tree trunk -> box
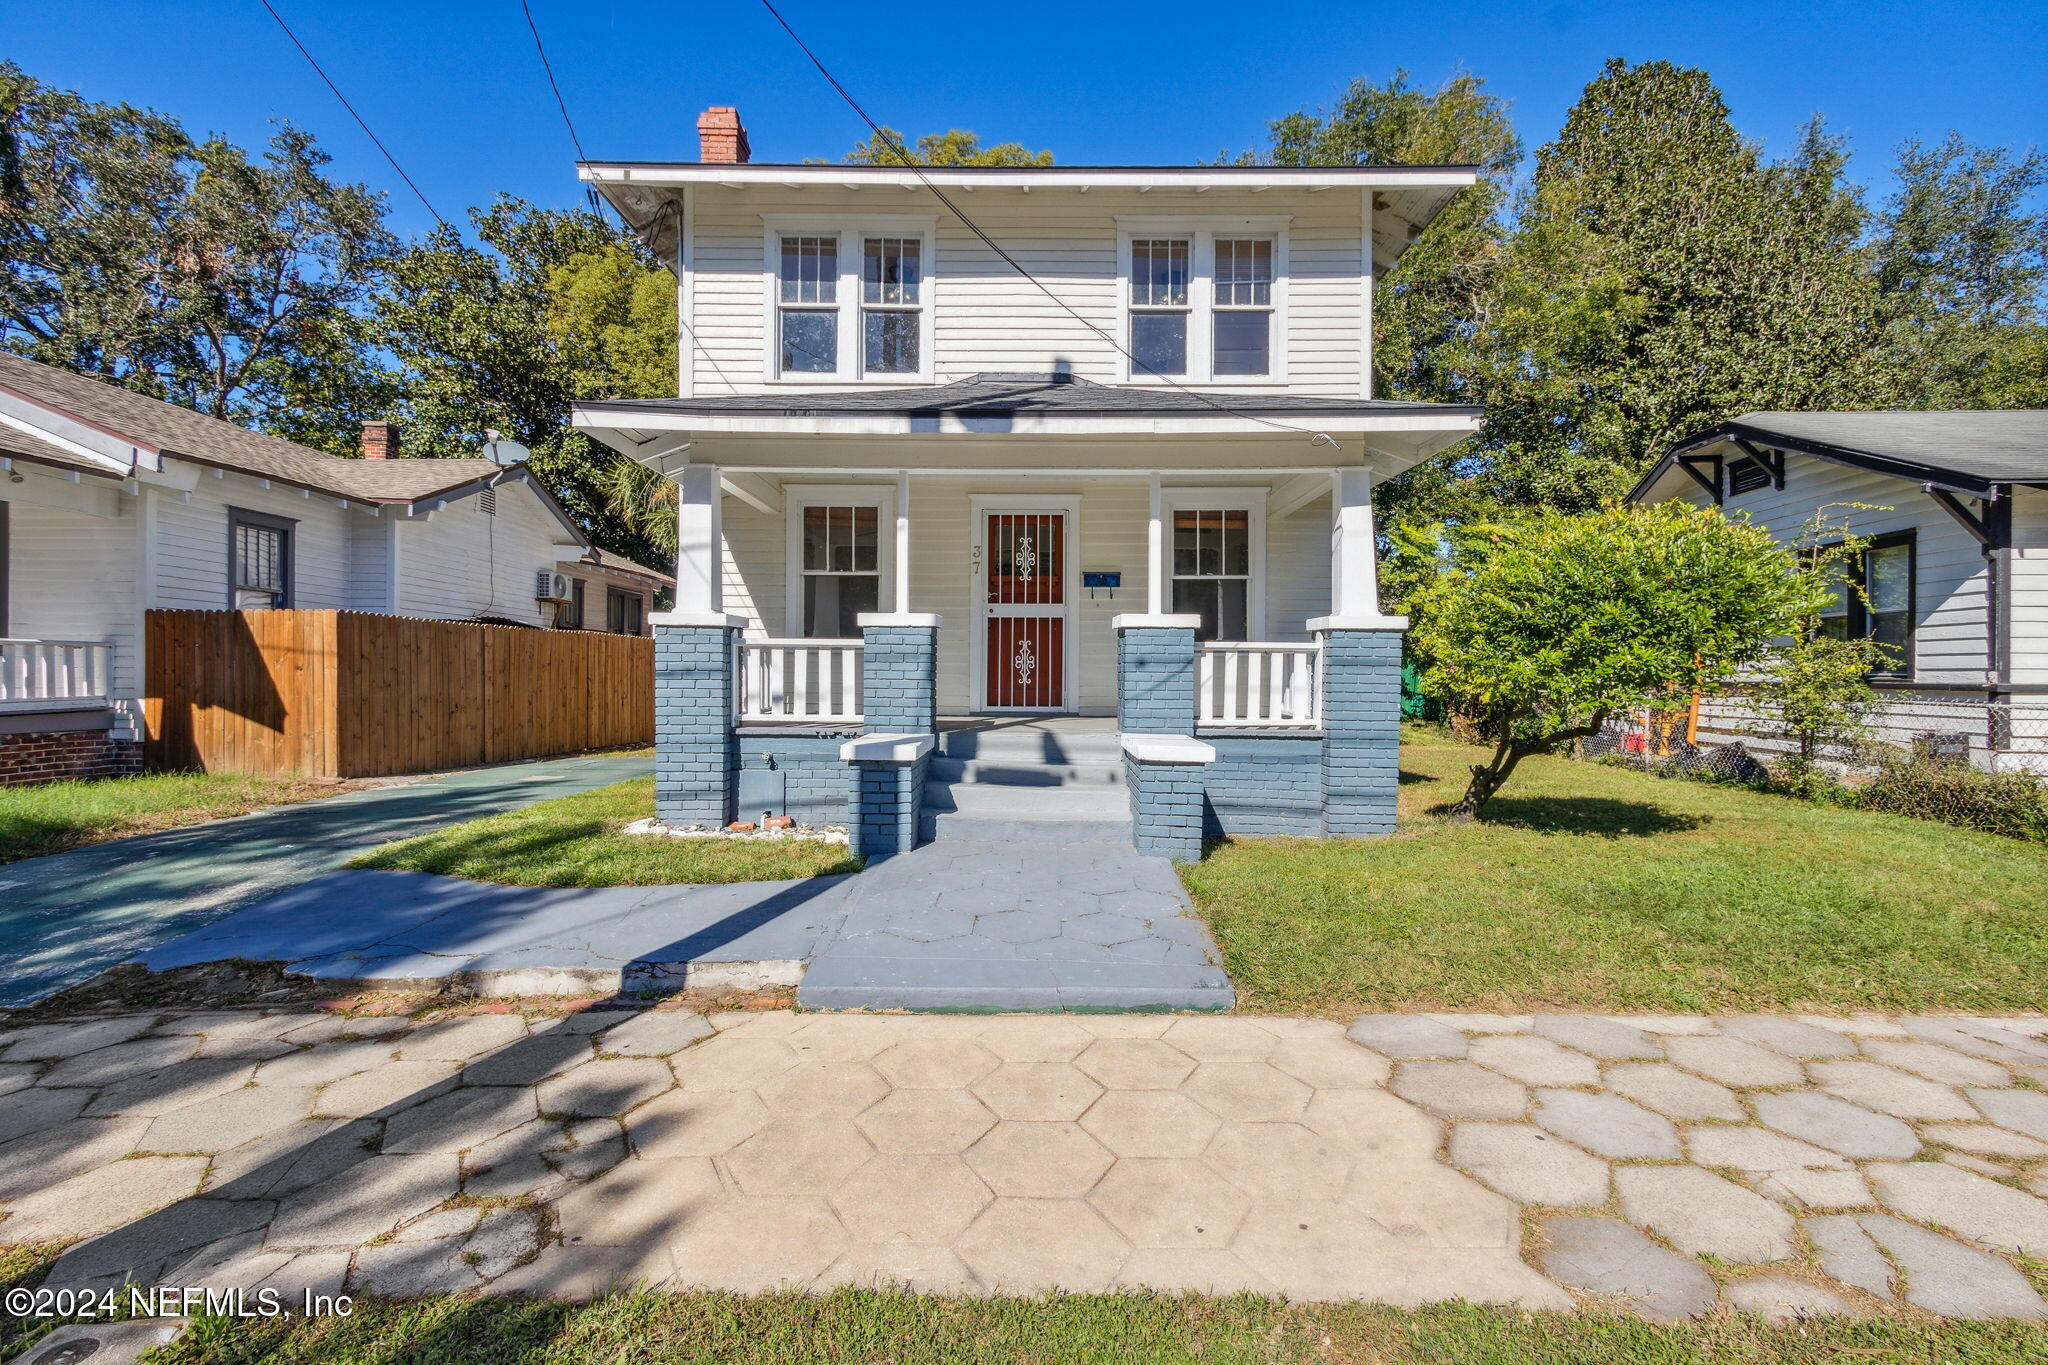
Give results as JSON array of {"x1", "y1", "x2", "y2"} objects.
[{"x1": 1447, "y1": 709, "x2": 1610, "y2": 822}]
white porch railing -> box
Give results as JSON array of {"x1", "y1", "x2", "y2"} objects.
[
  {"x1": 737, "y1": 638, "x2": 864, "y2": 724},
  {"x1": 1197, "y1": 642, "x2": 1322, "y2": 729},
  {"x1": 0, "y1": 639, "x2": 113, "y2": 710}
]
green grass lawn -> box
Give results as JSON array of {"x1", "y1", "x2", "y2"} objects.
[
  {"x1": 0, "y1": 770, "x2": 337, "y2": 865},
  {"x1": 1183, "y1": 730, "x2": 2048, "y2": 1016},
  {"x1": 128, "y1": 1289, "x2": 2048, "y2": 1365},
  {"x1": 350, "y1": 776, "x2": 860, "y2": 886}
]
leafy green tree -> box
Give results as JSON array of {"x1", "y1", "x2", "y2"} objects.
[
  {"x1": 546, "y1": 243, "x2": 678, "y2": 558},
  {"x1": 1230, "y1": 72, "x2": 1520, "y2": 537},
  {"x1": 1411, "y1": 502, "x2": 1821, "y2": 818},
  {"x1": 1470, "y1": 61, "x2": 1890, "y2": 512},
  {"x1": 373, "y1": 197, "x2": 666, "y2": 567},
  {"x1": 1, "y1": 65, "x2": 396, "y2": 452},
  {"x1": 843, "y1": 128, "x2": 1052, "y2": 166},
  {"x1": 1873, "y1": 133, "x2": 2048, "y2": 407}
]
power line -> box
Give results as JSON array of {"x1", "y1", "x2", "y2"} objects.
[
  {"x1": 753, "y1": 0, "x2": 1338, "y2": 450},
  {"x1": 255, "y1": 0, "x2": 450, "y2": 229},
  {"x1": 519, "y1": 0, "x2": 586, "y2": 163}
]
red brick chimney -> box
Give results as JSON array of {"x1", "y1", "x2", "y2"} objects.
[
  {"x1": 697, "y1": 106, "x2": 750, "y2": 165},
  {"x1": 359, "y1": 421, "x2": 400, "y2": 460}
]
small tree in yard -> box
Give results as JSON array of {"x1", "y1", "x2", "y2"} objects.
[{"x1": 1412, "y1": 503, "x2": 1822, "y2": 819}]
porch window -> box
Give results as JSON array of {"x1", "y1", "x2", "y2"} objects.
[
  {"x1": 1171, "y1": 509, "x2": 1251, "y2": 641},
  {"x1": 862, "y1": 236, "x2": 922, "y2": 375},
  {"x1": 777, "y1": 235, "x2": 838, "y2": 374},
  {"x1": 1129, "y1": 239, "x2": 1191, "y2": 377},
  {"x1": 1212, "y1": 239, "x2": 1273, "y2": 376},
  {"x1": 228, "y1": 508, "x2": 294, "y2": 610},
  {"x1": 800, "y1": 505, "x2": 880, "y2": 636}
]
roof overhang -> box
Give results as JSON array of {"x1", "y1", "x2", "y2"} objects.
[
  {"x1": 579, "y1": 162, "x2": 1478, "y2": 275},
  {"x1": 405, "y1": 464, "x2": 591, "y2": 547},
  {"x1": 1630, "y1": 420, "x2": 2036, "y2": 504},
  {"x1": 573, "y1": 400, "x2": 1480, "y2": 441}
]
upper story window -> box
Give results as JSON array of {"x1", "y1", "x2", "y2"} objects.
[
  {"x1": 766, "y1": 218, "x2": 936, "y2": 383},
  {"x1": 778, "y1": 235, "x2": 839, "y2": 373},
  {"x1": 1119, "y1": 221, "x2": 1288, "y2": 383}
]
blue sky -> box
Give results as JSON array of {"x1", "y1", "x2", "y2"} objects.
[{"x1": 9, "y1": 0, "x2": 2046, "y2": 239}]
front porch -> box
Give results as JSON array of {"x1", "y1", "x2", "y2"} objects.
[{"x1": 646, "y1": 462, "x2": 1405, "y2": 863}]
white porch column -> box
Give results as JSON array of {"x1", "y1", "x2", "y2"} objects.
[
  {"x1": 674, "y1": 462, "x2": 723, "y2": 616},
  {"x1": 1147, "y1": 472, "x2": 1164, "y2": 615},
  {"x1": 894, "y1": 468, "x2": 911, "y2": 612},
  {"x1": 1330, "y1": 468, "x2": 1381, "y2": 618}
]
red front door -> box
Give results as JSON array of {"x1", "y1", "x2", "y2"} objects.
[{"x1": 983, "y1": 511, "x2": 1066, "y2": 710}]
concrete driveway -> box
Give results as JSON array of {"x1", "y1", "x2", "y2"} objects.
[{"x1": 0, "y1": 753, "x2": 652, "y2": 1007}]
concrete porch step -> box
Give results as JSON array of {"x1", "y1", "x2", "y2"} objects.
[
  {"x1": 923, "y1": 780, "x2": 1132, "y2": 820},
  {"x1": 926, "y1": 757, "x2": 1125, "y2": 787},
  {"x1": 936, "y1": 729, "x2": 1123, "y2": 764}
]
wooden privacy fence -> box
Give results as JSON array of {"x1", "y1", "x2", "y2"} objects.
[{"x1": 145, "y1": 610, "x2": 653, "y2": 778}]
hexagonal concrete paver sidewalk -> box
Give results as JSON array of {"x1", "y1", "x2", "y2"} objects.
[{"x1": 4, "y1": 1006, "x2": 2048, "y2": 1319}]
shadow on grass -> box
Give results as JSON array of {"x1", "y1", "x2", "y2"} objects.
[
  {"x1": 358, "y1": 814, "x2": 861, "y2": 887},
  {"x1": 1436, "y1": 795, "x2": 1707, "y2": 838},
  {"x1": 1397, "y1": 769, "x2": 1434, "y2": 786}
]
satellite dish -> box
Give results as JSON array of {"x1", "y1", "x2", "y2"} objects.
[{"x1": 482, "y1": 429, "x2": 531, "y2": 467}]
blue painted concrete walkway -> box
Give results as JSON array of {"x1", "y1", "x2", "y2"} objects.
[{"x1": 0, "y1": 753, "x2": 651, "y2": 1007}]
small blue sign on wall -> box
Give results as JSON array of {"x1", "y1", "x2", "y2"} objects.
[{"x1": 1083, "y1": 571, "x2": 1121, "y2": 589}]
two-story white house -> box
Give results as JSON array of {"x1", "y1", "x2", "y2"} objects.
[{"x1": 572, "y1": 107, "x2": 1481, "y2": 860}]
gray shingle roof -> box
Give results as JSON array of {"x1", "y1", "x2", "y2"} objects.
[
  {"x1": 568, "y1": 546, "x2": 673, "y2": 583},
  {"x1": 587, "y1": 373, "x2": 1477, "y2": 419},
  {"x1": 1715, "y1": 410, "x2": 2048, "y2": 484},
  {"x1": 0, "y1": 352, "x2": 504, "y2": 502},
  {"x1": 0, "y1": 423, "x2": 122, "y2": 479}
]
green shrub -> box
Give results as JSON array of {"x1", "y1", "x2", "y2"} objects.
[{"x1": 1857, "y1": 750, "x2": 2048, "y2": 842}]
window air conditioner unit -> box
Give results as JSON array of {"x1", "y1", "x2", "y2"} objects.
[{"x1": 535, "y1": 570, "x2": 572, "y2": 602}]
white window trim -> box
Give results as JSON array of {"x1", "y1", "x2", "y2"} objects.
[
  {"x1": 1116, "y1": 217, "x2": 1290, "y2": 386},
  {"x1": 761, "y1": 215, "x2": 938, "y2": 386},
  {"x1": 1161, "y1": 486, "x2": 1267, "y2": 639},
  {"x1": 783, "y1": 483, "x2": 899, "y2": 635}
]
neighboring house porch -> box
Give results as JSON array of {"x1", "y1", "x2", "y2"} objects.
[{"x1": 576, "y1": 375, "x2": 1477, "y2": 860}]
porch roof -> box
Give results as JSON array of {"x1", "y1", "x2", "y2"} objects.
[{"x1": 579, "y1": 373, "x2": 1476, "y2": 420}]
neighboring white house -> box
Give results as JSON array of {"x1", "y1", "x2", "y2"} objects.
[
  {"x1": 1629, "y1": 410, "x2": 2048, "y2": 772},
  {"x1": 571, "y1": 107, "x2": 1481, "y2": 855},
  {"x1": 0, "y1": 352, "x2": 593, "y2": 783}
]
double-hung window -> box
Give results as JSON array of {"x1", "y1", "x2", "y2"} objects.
[
  {"x1": 1171, "y1": 510, "x2": 1252, "y2": 641},
  {"x1": 1121, "y1": 224, "x2": 1286, "y2": 382},
  {"x1": 777, "y1": 235, "x2": 839, "y2": 374},
  {"x1": 1129, "y1": 239, "x2": 1191, "y2": 377},
  {"x1": 1816, "y1": 532, "x2": 1915, "y2": 678},
  {"x1": 1211, "y1": 239, "x2": 1274, "y2": 376},
  {"x1": 228, "y1": 508, "x2": 294, "y2": 610},
  {"x1": 769, "y1": 220, "x2": 935, "y2": 382},
  {"x1": 862, "y1": 237, "x2": 923, "y2": 374}
]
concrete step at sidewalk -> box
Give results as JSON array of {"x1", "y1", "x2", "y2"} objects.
[
  {"x1": 918, "y1": 813, "x2": 1136, "y2": 845},
  {"x1": 923, "y1": 780, "x2": 1132, "y2": 820},
  {"x1": 926, "y1": 757, "x2": 1126, "y2": 787}
]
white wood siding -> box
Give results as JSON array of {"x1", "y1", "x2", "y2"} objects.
[
  {"x1": 392, "y1": 486, "x2": 569, "y2": 626},
  {"x1": 1668, "y1": 453, "x2": 1992, "y2": 684},
  {"x1": 688, "y1": 186, "x2": 1367, "y2": 398},
  {"x1": 152, "y1": 480, "x2": 354, "y2": 611}
]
